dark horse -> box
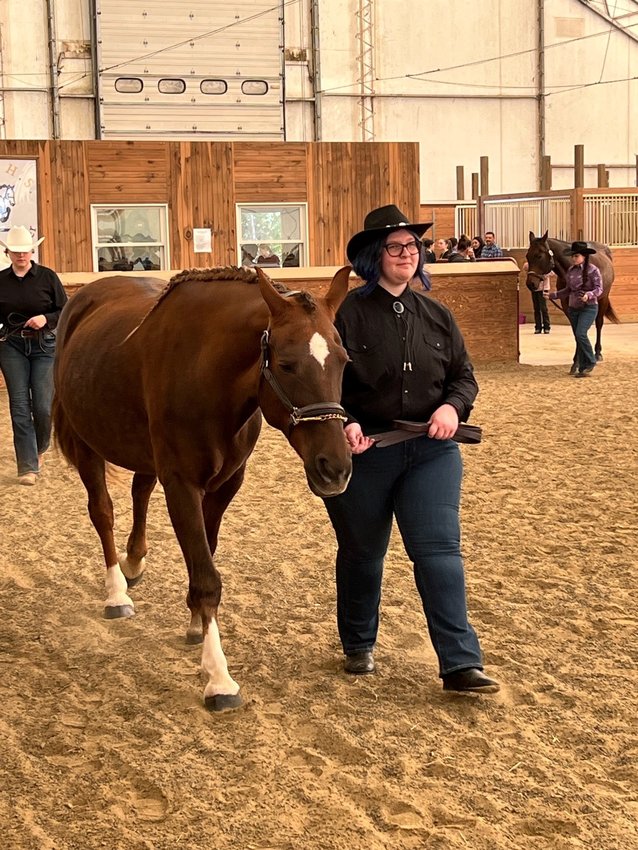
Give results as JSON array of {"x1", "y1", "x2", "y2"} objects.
[
  {"x1": 53, "y1": 266, "x2": 352, "y2": 711},
  {"x1": 526, "y1": 231, "x2": 619, "y2": 370}
]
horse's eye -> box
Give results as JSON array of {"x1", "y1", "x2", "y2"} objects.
[{"x1": 278, "y1": 362, "x2": 296, "y2": 374}]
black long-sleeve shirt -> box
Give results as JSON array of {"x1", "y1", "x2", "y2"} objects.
[
  {"x1": 335, "y1": 284, "x2": 478, "y2": 433},
  {"x1": 0, "y1": 262, "x2": 68, "y2": 329}
]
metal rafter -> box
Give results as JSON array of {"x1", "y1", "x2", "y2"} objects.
[{"x1": 355, "y1": 0, "x2": 375, "y2": 141}]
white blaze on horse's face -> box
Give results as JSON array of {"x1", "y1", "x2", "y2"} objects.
[{"x1": 309, "y1": 332, "x2": 330, "y2": 368}]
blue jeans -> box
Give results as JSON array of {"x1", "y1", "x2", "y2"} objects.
[
  {"x1": 0, "y1": 333, "x2": 56, "y2": 474},
  {"x1": 323, "y1": 437, "x2": 483, "y2": 676},
  {"x1": 567, "y1": 304, "x2": 598, "y2": 371}
]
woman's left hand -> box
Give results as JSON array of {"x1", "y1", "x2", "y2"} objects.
[
  {"x1": 580, "y1": 293, "x2": 589, "y2": 303},
  {"x1": 24, "y1": 314, "x2": 47, "y2": 330},
  {"x1": 428, "y1": 403, "x2": 459, "y2": 440}
]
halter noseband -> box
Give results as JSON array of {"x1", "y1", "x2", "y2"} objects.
[{"x1": 260, "y1": 329, "x2": 347, "y2": 428}]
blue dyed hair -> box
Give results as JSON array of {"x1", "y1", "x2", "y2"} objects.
[{"x1": 351, "y1": 230, "x2": 431, "y2": 296}]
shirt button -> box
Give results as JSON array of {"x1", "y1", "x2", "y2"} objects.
[{"x1": 404, "y1": 390, "x2": 408, "y2": 394}]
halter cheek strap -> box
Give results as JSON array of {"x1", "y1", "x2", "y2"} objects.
[{"x1": 259, "y1": 330, "x2": 347, "y2": 428}]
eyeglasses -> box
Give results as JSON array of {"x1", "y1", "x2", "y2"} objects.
[{"x1": 383, "y1": 240, "x2": 420, "y2": 257}]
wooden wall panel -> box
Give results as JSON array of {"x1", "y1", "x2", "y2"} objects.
[
  {"x1": 420, "y1": 204, "x2": 457, "y2": 240},
  {"x1": 48, "y1": 142, "x2": 92, "y2": 272},
  {"x1": 86, "y1": 141, "x2": 169, "y2": 203},
  {"x1": 166, "y1": 142, "x2": 236, "y2": 269},
  {"x1": 308, "y1": 142, "x2": 420, "y2": 266},
  {"x1": 233, "y1": 143, "x2": 308, "y2": 202}
]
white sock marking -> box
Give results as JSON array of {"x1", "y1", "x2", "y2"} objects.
[
  {"x1": 309, "y1": 332, "x2": 329, "y2": 368},
  {"x1": 104, "y1": 563, "x2": 134, "y2": 610},
  {"x1": 202, "y1": 619, "x2": 240, "y2": 697}
]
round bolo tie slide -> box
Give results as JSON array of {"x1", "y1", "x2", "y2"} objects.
[{"x1": 393, "y1": 301, "x2": 404, "y2": 314}]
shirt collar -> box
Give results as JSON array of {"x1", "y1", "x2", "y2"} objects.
[{"x1": 371, "y1": 282, "x2": 418, "y2": 314}]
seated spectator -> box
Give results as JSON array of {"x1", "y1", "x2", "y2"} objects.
[
  {"x1": 441, "y1": 237, "x2": 458, "y2": 260},
  {"x1": 471, "y1": 236, "x2": 484, "y2": 258},
  {"x1": 422, "y1": 238, "x2": 437, "y2": 264},
  {"x1": 282, "y1": 245, "x2": 300, "y2": 267},
  {"x1": 481, "y1": 231, "x2": 503, "y2": 258},
  {"x1": 241, "y1": 244, "x2": 257, "y2": 267},
  {"x1": 255, "y1": 244, "x2": 280, "y2": 267},
  {"x1": 432, "y1": 238, "x2": 448, "y2": 260},
  {"x1": 448, "y1": 235, "x2": 474, "y2": 262}
]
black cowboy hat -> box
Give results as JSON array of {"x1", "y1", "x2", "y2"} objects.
[
  {"x1": 564, "y1": 240, "x2": 596, "y2": 256},
  {"x1": 346, "y1": 205, "x2": 433, "y2": 263}
]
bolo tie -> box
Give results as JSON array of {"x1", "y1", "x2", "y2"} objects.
[{"x1": 393, "y1": 301, "x2": 413, "y2": 371}]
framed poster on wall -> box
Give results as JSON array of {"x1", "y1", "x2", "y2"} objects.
[{"x1": 0, "y1": 159, "x2": 39, "y2": 269}]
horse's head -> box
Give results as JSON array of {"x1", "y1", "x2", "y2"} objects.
[
  {"x1": 525, "y1": 230, "x2": 554, "y2": 291},
  {"x1": 256, "y1": 266, "x2": 352, "y2": 497}
]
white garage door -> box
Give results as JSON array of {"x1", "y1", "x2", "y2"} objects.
[{"x1": 96, "y1": 1, "x2": 284, "y2": 140}]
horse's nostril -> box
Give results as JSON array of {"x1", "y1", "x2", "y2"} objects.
[{"x1": 315, "y1": 454, "x2": 349, "y2": 484}]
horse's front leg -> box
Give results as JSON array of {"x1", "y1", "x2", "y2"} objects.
[
  {"x1": 75, "y1": 444, "x2": 134, "y2": 619},
  {"x1": 594, "y1": 304, "x2": 604, "y2": 361},
  {"x1": 162, "y1": 474, "x2": 242, "y2": 712},
  {"x1": 118, "y1": 472, "x2": 157, "y2": 588}
]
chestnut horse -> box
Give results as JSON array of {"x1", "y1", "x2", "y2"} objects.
[
  {"x1": 53, "y1": 266, "x2": 352, "y2": 711},
  {"x1": 526, "y1": 231, "x2": 619, "y2": 370}
]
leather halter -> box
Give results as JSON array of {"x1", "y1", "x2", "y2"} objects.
[
  {"x1": 260, "y1": 329, "x2": 347, "y2": 428},
  {"x1": 527, "y1": 247, "x2": 555, "y2": 282}
]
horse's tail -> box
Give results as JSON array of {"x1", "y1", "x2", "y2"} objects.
[{"x1": 604, "y1": 299, "x2": 621, "y2": 324}]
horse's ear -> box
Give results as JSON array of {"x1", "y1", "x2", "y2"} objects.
[
  {"x1": 256, "y1": 267, "x2": 288, "y2": 317},
  {"x1": 541, "y1": 230, "x2": 548, "y2": 241},
  {"x1": 323, "y1": 265, "x2": 352, "y2": 319},
  {"x1": 529, "y1": 230, "x2": 536, "y2": 243}
]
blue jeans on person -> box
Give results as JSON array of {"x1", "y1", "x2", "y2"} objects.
[
  {"x1": 567, "y1": 304, "x2": 598, "y2": 371},
  {"x1": 323, "y1": 436, "x2": 483, "y2": 677},
  {"x1": 0, "y1": 333, "x2": 56, "y2": 475}
]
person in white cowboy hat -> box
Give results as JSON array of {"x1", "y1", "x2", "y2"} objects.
[
  {"x1": 0, "y1": 225, "x2": 67, "y2": 484},
  {"x1": 320, "y1": 204, "x2": 500, "y2": 694},
  {"x1": 547, "y1": 240, "x2": 603, "y2": 377}
]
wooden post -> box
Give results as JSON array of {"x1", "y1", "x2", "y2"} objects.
[
  {"x1": 597, "y1": 164, "x2": 608, "y2": 188},
  {"x1": 540, "y1": 155, "x2": 552, "y2": 191},
  {"x1": 480, "y1": 156, "x2": 489, "y2": 197},
  {"x1": 456, "y1": 165, "x2": 465, "y2": 200},
  {"x1": 574, "y1": 144, "x2": 585, "y2": 188},
  {"x1": 635, "y1": 154, "x2": 638, "y2": 187},
  {"x1": 471, "y1": 172, "x2": 479, "y2": 200}
]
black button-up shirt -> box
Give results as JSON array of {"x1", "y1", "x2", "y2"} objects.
[
  {"x1": 335, "y1": 284, "x2": 478, "y2": 433},
  {"x1": 0, "y1": 262, "x2": 68, "y2": 329}
]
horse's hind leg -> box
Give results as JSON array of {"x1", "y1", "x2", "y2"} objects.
[
  {"x1": 119, "y1": 472, "x2": 157, "y2": 588},
  {"x1": 75, "y1": 443, "x2": 134, "y2": 619}
]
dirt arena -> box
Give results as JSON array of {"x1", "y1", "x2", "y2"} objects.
[{"x1": 1, "y1": 330, "x2": 637, "y2": 850}]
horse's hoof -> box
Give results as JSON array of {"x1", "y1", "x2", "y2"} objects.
[
  {"x1": 185, "y1": 630, "x2": 203, "y2": 645},
  {"x1": 125, "y1": 571, "x2": 145, "y2": 589},
  {"x1": 104, "y1": 604, "x2": 135, "y2": 619},
  {"x1": 204, "y1": 692, "x2": 243, "y2": 712},
  {"x1": 596, "y1": 354, "x2": 603, "y2": 362}
]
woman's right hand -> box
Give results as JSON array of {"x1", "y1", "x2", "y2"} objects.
[{"x1": 344, "y1": 423, "x2": 375, "y2": 455}]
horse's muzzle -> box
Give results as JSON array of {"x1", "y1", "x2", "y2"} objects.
[{"x1": 305, "y1": 455, "x2": 352, "y2": 498}]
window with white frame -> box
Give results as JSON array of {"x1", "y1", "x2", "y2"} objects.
[
  {"x1": 91, "y1": 204, "x2": 169, "y2": 272},
  {"x1": 236, "y1": 204, "x2": 308, "y2": 269}
]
